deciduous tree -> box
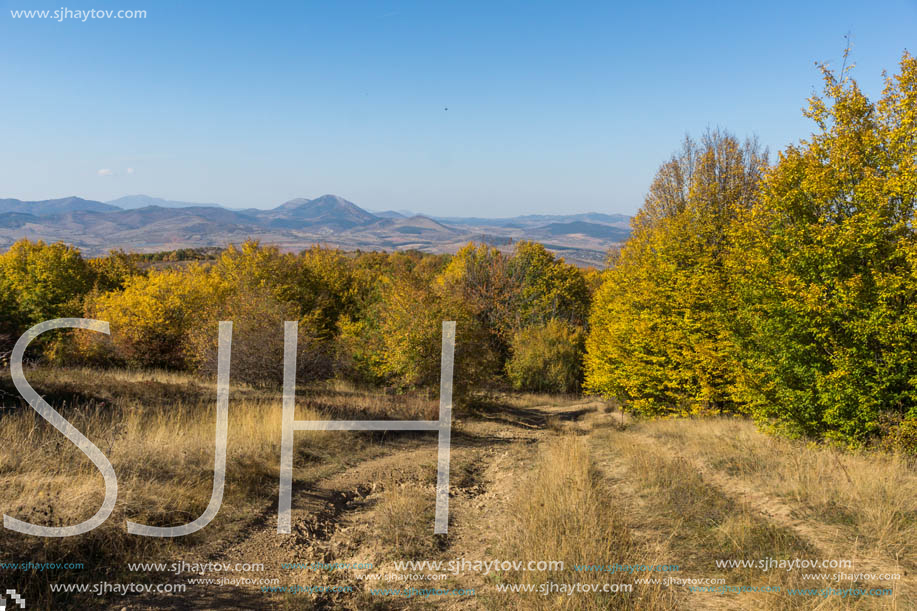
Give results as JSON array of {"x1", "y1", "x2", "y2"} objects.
[{"x1": 730, "y1": 53, "x2": 917, "y2": 443}]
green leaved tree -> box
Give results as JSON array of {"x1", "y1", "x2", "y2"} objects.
[{"x1": 730, "y1": 53, "x2": 917, "y2": 444}]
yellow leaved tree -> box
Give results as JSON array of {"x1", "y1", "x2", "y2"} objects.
[{"x1": 585, "y1": 129, "x2": 767, "y2": 415}]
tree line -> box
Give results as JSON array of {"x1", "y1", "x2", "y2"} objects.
[{"x1": 0, "y1": 239, "x2": 594, "y2": 398}]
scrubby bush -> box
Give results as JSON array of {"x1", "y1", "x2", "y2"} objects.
[
  {"x1": 0, "y1": 275, "x2": 17, "y2": 339},
  {"x1": 506, "y1": 320, "x2": 585, "y2": 394},
  {"x1": 88, "y1": 250, "x2": 142, "y2": 291},
  {"x1": 0, "y1": 239, "x2": 95, "y2": 330},
  {"x1": 436, "y1": 242, "x2": 591, "y2": 367},
  {"x1": 80, "y1": 267, "x2": 224, "y2": 369},
  {"x1": 185, "y1": 285, "x2": 332, "y2": 387},
  {"x1": 373, "y1": 266, "x2": 499, "y2": 394},
  {"x1": 507, "y1": 241, "x2": 590, "y2": 329}
]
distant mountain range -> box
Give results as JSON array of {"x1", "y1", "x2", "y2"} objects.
[
  {"x1": 106, "y1": 194, "x2": 226, "y2": 210},
  {"x1": 0, "y1": 194, "x2": 632, "y2": 267},
  {"x1": 0, "y1": 196, "x2": 118, "y2": 215}
]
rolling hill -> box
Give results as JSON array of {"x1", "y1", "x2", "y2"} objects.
[
  {"x1": 0, "y1": 196, "x2": 119, "y2": 215},
  {"x1": 0, "y1": 194, "x2": 632, "y2": 267}
]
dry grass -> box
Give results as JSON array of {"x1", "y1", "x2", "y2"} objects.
[
  {"x1": 494, "y1": 435, "x2": 676, "y2": 610},
  {"x1": 0, "y1": 365, "x2": 435, "y2": 609},
  {"x1": 494, "y1": 391, "x2": 587, "y2": 410},
  {"x1": 304, "y1": 378, "x2": 438, "y2": 422},
  {"x1": 595, "y1": 418, "x2": 913, "y2": 610},
  {"x1": 374, "y1": 477, "x2": 439, "y2": 560},
  {"x1": 3, "y1": 367, "x2": 914, "y2": 610},
  {"x1": 643, "y1": 417, "x2": 917, "y2": 572},
  {"x1": 611, "y1": 431, "x2": 830, "y2": 610}
]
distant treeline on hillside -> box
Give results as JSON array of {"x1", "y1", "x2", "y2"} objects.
[{"x1": 0, "y1": 239, "x2": 597, "y2": 399}]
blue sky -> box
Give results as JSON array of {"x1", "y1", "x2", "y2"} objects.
[{"x1": 1, "y1": 1, "x2": 915, "y2": 216}]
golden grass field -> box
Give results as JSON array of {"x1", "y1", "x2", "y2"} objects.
[{"x1": 0, "y1": 366, "x2": 914, "y2": 610}]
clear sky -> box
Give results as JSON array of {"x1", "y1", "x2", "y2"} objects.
[{"x1": 1, "y1": 0, "x2": 915, "y2": 216}]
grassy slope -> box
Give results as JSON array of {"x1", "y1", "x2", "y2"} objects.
[{"x1": 0, "y1": 368, "x2": 914, "y2": 610}]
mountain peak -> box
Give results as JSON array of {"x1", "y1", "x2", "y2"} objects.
[
  {"x1": 277, "y1": 194, "x2": 356, "y2": 209},
  {"x1": 269, "y1": 194, "x2": 377, "y2": 228},
  {"x1": 276, "y1": 197, "x2": 312, "y2": 210}
]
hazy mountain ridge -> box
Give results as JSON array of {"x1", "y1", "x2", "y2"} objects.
[
  {"x1": 0, "y1": 194, "x2": 631, "y2": 267},
  {"x1": 432, "y1": 212, "x2": 632, "y2": 228},
  {"x1": 0, "y1": 196, "x2": 119, "y2": 215},
  {"x1": 106, "y1": 195, "x2": 228, "y2": 210}
]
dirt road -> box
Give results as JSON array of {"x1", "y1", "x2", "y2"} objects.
[{"x1": 119, "y1": 397, "x2": 913, "y2": 610}]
